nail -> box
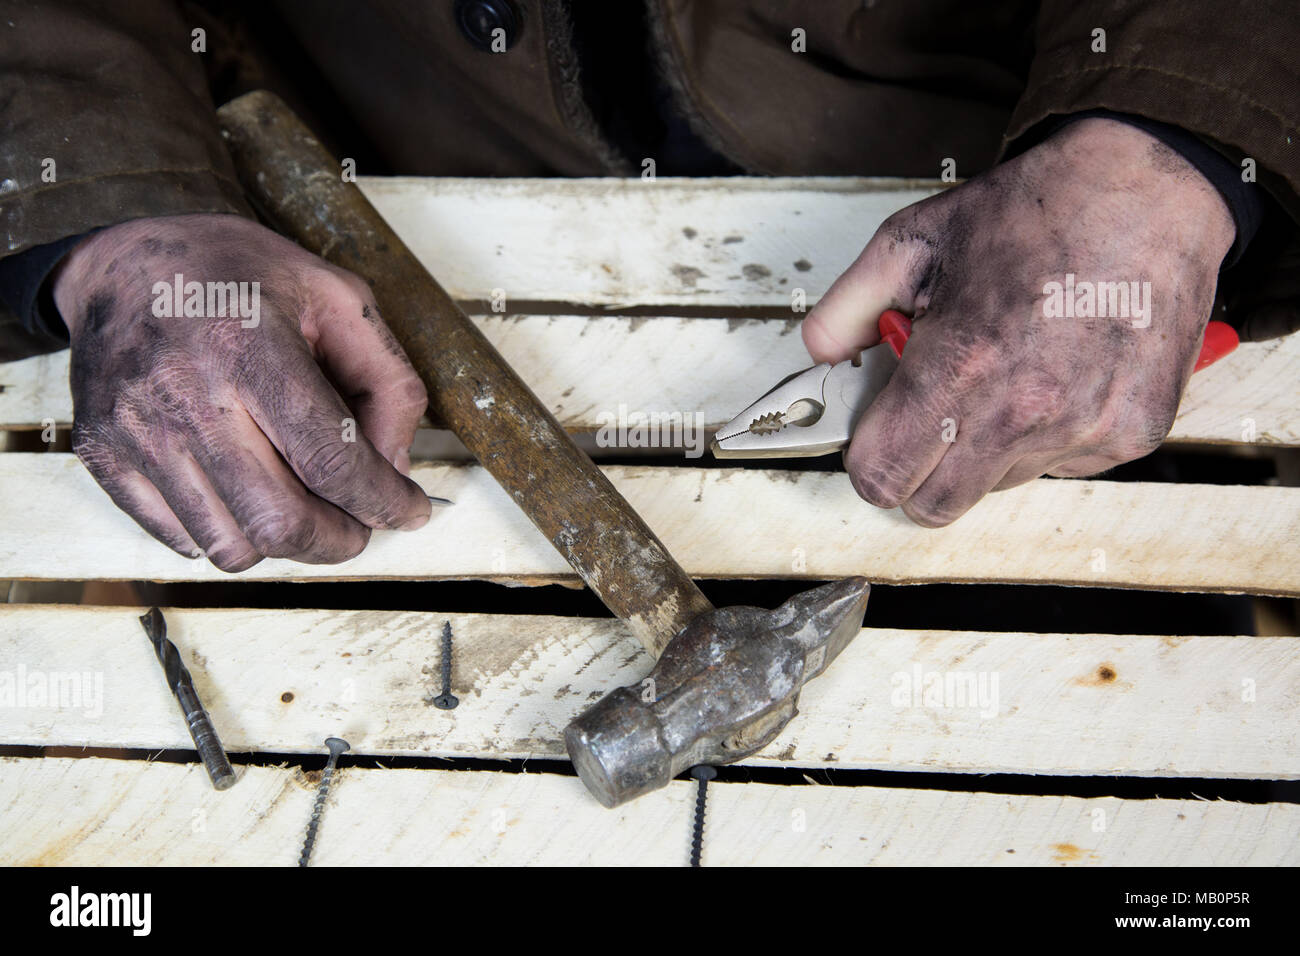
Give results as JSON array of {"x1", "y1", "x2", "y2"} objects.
[
  {"x1": 688, "y1": 764, "x2": 716, "y2": 867},
  {"x1": 432, "y1": 620, "x2": 459, "y2": 710},
  {"x1": 139, "y1": 607, "x2": 236, "y2": 791},
  {"x1": 298, "y1": 736, "x2": 350, "y2": 867}
]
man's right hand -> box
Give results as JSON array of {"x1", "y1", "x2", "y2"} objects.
[{"x1": 52, "y1": 213, "x2": 433, "y2": 571}]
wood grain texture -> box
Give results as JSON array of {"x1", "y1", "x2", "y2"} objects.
[
  {"x1": 359, "y1": 176, "x2": 941, "y2": 308},
  {"x1": 1, "y1": 455, "x2": 1296, "y2": 594},
  {"x1": 2, "y1": 757, "x2": 1295, "y2": 866},
  {"x1": 4, "y1": 315, "x2": 1296, "y2": 447},
  {"x1": 2, "y1": 607, "x2": 1296, "y2": 778}
]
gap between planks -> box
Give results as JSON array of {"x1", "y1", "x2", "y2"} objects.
[
  {"x1": 0, "y1": 455, "x2": 1297, "y2": 594},
  {"x1": 2, "y1": 607, "x2": 1297, "y2": 779},
  {"x1": 2, "y1": 315, "x2": 1297, "y2": 447},
  {"x1": 1, "y1": 756, "x2": 1295, "y2": 866}
]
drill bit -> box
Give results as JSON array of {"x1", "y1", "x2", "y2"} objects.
[{"x1": 138, "y1": 607, "x2": 236, "y2": 791}]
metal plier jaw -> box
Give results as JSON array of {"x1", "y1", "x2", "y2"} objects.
[
  {"x1": 711, "y1": 346, "x2": 899, "y2": 458},
  {"x1": 711, "y1": 309, "x2": 913, "y2": 459}
]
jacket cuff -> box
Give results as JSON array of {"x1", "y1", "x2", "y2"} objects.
[
  {"x1": 1002, "y1": 1, "x2": 1299, "y2": 222},
  {"x1": 0, "y1": 168, "x2": 251, "y2": 260},
  {"x1": 0, "y1": 230, "x2": 91, "y2": 347}
]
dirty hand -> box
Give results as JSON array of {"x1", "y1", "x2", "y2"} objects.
[
  {"x1": 802, "y1": 117, "x2": 1235, "y2": 527},
  {"x1": 52, "y1": 213, "x2": 432, "y2": 570}
]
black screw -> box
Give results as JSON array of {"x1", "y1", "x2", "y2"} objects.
[
  {"x1": 298, "y1": 736, "x2": 350, "y2": 867},
  {"x1": 688, "y1": 765, "x2": 716, "y2": 867},
  {"x1": 432, "y1": 621, "x2": 459, "y2": 709}
]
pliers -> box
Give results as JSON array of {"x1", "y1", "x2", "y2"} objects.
[
  {"x1": 712, "y1": 310, "x2": 913, "y2": 459},
  {"x1": 711, "y1": 311, "x2": 1239, "y2": 459}
]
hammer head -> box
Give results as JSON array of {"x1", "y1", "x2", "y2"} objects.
[{"x1": 564, "y1": 577, "x2": 871, "y2": 807}]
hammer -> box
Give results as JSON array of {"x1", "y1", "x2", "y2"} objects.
[{"x1": 216, "y1": 92, "x2": 871, "y2": 808}]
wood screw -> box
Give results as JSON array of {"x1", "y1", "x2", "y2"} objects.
[
  {"x1": 298, "y1": 736, "x2": 350, "y2": 867},
  {"x1": 688, "y1": 764, "x2": 716, "y2": 867},
  {"x1": 433, "y1": 620, "x2": 459, "y2": 710}
]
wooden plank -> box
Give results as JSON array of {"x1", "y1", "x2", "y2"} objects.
[
  {"x1": 1, "y1": 757, "x2": 1294, "y2": 865},
  {"x1": 2, "y1": 607, "x2": 1296, "y2": 779},
  {"x1": 4, "y1": 315, "x2": 1296, "y2": 448},
  {"x1": 360, "y1": 176, "x2": 941, "y2": 308},
  {"x1": 0, "y1": 454, "x2": 1296, "y2": 594}
]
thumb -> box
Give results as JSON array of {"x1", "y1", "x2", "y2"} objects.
[
  {"x1": 802, "y1": 225, "x2": 932, "y2": 363},
  {"x1": 310, "y1": 272, "x2": 429, "y2": 475}
]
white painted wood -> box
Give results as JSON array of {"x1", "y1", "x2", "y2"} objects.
[
  {"x1": 4, "y1": 315, "x2": 1296, "y2": 448},
  {"x1": 1, "y1": 757, "x2": 1294, "y2": 865},
  {"x1": 1172, "y1": 332, "x2": 1300, "y2": 446},
  {"x1": 2, "y1": 607, "x2": 1296, "y2": 779},
  {"x1": 1, "y1": 455, "x2": 1296, "y2": 593},
  {"x1": 360, "y1": 176, "x2": 941, "y2": 308},
  {"x1": 0, "y1": 757, "x2": 312, "y2": 866}
]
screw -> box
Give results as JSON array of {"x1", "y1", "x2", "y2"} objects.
[
  {"x1": 298, "y1": 736, "x2": 350, "y2": 867},
  {"x1": 432, "y1": 620, "x2": 459, "y2": 710},
  {"x1": 688, "y1": 764, "x2": 716, "y2": 867},
  {"x1": 139, "y1": 607, "x2": 236, "y2": 791}
]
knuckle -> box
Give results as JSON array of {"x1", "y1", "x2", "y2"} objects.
[
  {"x1": 1111, "y1": 430, "x2": 1164, "y2": 461},
  {"x1": 1108, "y1": 411, "x2": 1174, "y2": 461},
  {"x1": 243, "y1": 507, "x2": 315, "y2": 557},
  {"x1": 295, "y1": 433, "x2": 364, "y2": 494},
  {"x1": 71, "y1": 422, "x2": 125, "y2": 474},
  {"x1": 70, "y1": 424, "x2": 101, "y2": 463},
  {"x1": 943, "y1": 338, "x2": 1002, "y2": 390},
  {"x1": 1049, "y1": 459, "x2": 1112, "y2": 478},
  {"x1": 879, "y1": 205, "x2": 924, "y2": 241},
  {"x1": 372, "y1": 497, "x2": 415, "y2": 530},
  {"x1": 391, "y1": 373, "x2": 429, "y2": 416},
  {"x1": 993, "y1": 382, "x2": 1066, "y2": 442},
  {"x1": 329, "y1": 267, "x2": 372, "y2": 302}
]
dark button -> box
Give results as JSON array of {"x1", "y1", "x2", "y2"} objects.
[{"x1": 455, "y1": 0, "x2": 522, "y2": 52}]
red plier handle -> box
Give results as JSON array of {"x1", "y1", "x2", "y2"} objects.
[{"x1": 876, "y1": 310, "x2": 1238, "y2": 372}]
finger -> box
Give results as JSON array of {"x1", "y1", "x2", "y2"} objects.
[
  {"x1": 307, "y1": 272, "x2": 428, "y2": 475},
  {"x1": 993, "y1": 443, "x2": 1110, "y2": 487},
  {"x1": 136, "y1": 451, "x2": 265, "y2": 572},
  {"x1": 843, "y1": 362, "x2": 957, "y2": 510},
  {"x1": 962, "y1": 367, "x2": 1078, "y2": 492},
  {"x1": 235, "y1": 332, "x2": 431, "y2": 531},
  {"x1": 901, "y1": 442, "x2": 1018, "y2": 528},
  {"x1": 802, "y1": 216, "x2": 933, "y2": 363},
  {"x1": 1048, "y1": 455, "x2": 1124, "y2": 478},
  {"x1": 74, "y1": 444, "x2": 200, "y2": 558},
  {"x1": 995, "y1": 456, "x2": 1063, "y2": 489},
  {"x1": 188, "y1": 407, "x2": 374, "y2": 565}
]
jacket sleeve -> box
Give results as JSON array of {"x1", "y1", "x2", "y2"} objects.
[
  {"x1": 0, "y1": 0, "x2": 252, "y2": 356},
  {"x1": 1003, "y1": 0, "x2": 1300, "y2": 340}
]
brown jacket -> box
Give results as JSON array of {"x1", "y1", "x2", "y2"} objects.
[{"x1": 1, "y1": 0, "x2": 1297, "y2": 358}]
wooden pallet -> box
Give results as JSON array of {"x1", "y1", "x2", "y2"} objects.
[{"x1": 1, "y1": 178, "x2": 1297, "y2": 866}]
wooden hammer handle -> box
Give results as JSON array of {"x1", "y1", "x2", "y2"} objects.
[{"x1": 216, "y1": 91, "x2": 711, "y2": 656}]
